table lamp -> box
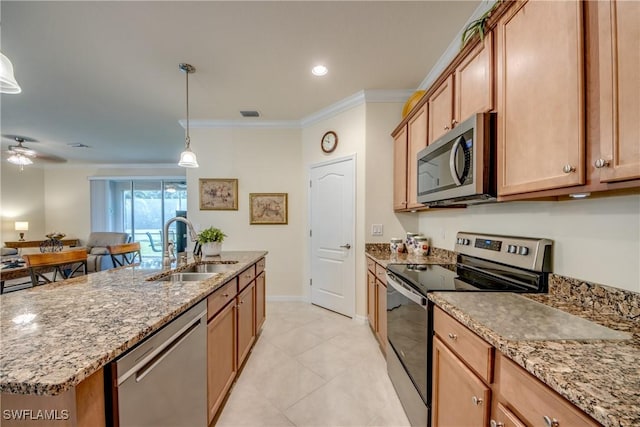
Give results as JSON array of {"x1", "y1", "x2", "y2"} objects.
[{"x1": 15, "y1": 221, "x2": 29, "y2": 241}]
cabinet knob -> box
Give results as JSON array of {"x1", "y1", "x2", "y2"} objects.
[
  {"x1": 490, "y1": 420, "x2": 504, "y2": 427},
  {"x1": 444, "y1": 126, "x2": 450, "y2": 131},
  {"x1": 223, "y1": 293, "x2": 229, "y2": 297},
  {"x1": 452, "y1": 119, "x2": 458, "y2": 126},
  {"x1": 594, "y1": 158, "x2": 610, "y2": 168},
  {"x1": 471, "y1": 396, "x2": 483, "y2": 405},
  {"x1": 447, "y1": 332, "x2": 457, "y2": 340},
  {"x1": 543, "y1": 416, "x2": 559, "y2": 427},
  {"x1": 562, "y1": 164, "x2": 576, "y2": 174}
]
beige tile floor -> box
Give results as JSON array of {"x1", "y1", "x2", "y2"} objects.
[{"x1": 216, "y1": 301, "x2": 411, "y2": 427}]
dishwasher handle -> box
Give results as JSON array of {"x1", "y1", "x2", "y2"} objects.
[
  {"x1": 117, "y1": 309, "x2": 206, "y2": 386},
  {"x1": 386, "y1": 273, "x2": 427, "y2": 307}
]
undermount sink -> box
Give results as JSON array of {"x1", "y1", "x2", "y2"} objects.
[
  {"x1": 181, "y1": 262, "x2": 238, "y2": 274},
  {"x1": 168, "y1": 272, "x2": 218, "y2": 282}
]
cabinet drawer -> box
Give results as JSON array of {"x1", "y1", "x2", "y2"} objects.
[
  {"x1": 256, "y1": 258, "x2": 266, "y2": 275},
  {"x1": 366, "y1": 258, "x2": 376, "y2": 273},
  {"x1": 433, "y1": 307, "x2": 493, "y2": 383},
  {"x1": 208, "y1": 278, "x2": 238, "y2": 320},
  {"x1": 496, "y1": 354, "x2": 599, "y2": 427},
  {"x1": 375, "y1": 263, "x2": 387, "y2": 283},
  {"x1": 238, "y1": 265, "x2": 256, "y2": 291}
]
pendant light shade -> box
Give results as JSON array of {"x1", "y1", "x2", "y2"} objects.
[
  {"x1": 0, "y1": 52, "x2": 22, "y2": 94},
  {"x1": 178, "y1": 63, "x2": 199, "y2": 168}
]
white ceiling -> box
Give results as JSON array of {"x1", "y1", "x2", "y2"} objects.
[{"x1": 0, "y1": 1, "x2": 479, "y2": 165}]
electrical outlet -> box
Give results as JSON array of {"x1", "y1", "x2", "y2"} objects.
[{"x1": 371, "y1": 224, "x2": 383, "y2": 236}]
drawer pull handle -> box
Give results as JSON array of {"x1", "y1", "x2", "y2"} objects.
[
  {"x1": 448, "y1": 333, "x2": 457, "y2": 340},
  {"x1": 222, "y1": 293, "x2": 229, "y2": 297},
  {"x1": 490, "y1": 421, "x2": 504, "y2": 427},
  {"x1": 543, "y1": 416, "x2": 559, "y2": 427},
  {"x1": 562, "y1": 164, "x2": 576, "y2": 174},
  {"x1": 471, "y1": 396, "x2": 483, "y2": 405}
]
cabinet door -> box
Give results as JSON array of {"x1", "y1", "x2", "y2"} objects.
[
  {"x1": 428, "y1": 75, "x2": 454, "y2": 144},
  {"x1": 237, "y1": 282, "x2": 255, "y2": 367},
  {"x1": 255, "y1": 271, "x2": 266, "y2": 333},
  {"x1": 408, "y1": 105, "x2": 428, "y2": 208},
  {"x1": 367, "y1": 271, "x2": 377, "y2": 330},
  {"x1": 492, "y1": 402, "x2": 526, "y2": 427},
  {"x1": 496, "y1": 0, "x2": 585, "y2": 195},
  {"x1": 455, "y1": 32, "x2": 494, "y2": 124},
  {"x1": 432, "y1": 337, "x2": 491, "y2": 427},
  {"x1": 393, "y1": 125, "x2": 408, "y2": 210},
  {"x1": 597, "y1": 0, "x2": 640, "y2": 182},
  {"x1": 376, "y1": 280, "x2": 387, "y2": 352},
  {"x1": 207, "y1": 301, "x2": 237, "y2": 423}
]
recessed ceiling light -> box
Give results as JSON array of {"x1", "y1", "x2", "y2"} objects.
[{"x1": 312, "y1": 65, "x2": 328, "y2": 76}]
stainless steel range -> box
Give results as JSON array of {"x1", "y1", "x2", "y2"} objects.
[{"x1": 385, "y1": 232, "x2": 553, "y2": 427}]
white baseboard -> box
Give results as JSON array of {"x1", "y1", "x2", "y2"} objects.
[
  {"x1": 353, "y1": 315, "x2": 367, "y2": 324},
  {"x1": 266, "y1": 295, "x2": 309, "y2": 302}
]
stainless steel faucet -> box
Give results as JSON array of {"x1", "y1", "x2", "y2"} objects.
[{"x1": 163, "y1": 216, "x2": 199, "y2": 268}]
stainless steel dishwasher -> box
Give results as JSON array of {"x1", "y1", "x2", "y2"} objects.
[{"x1": 113, "y1": 300, "x2": 207, "y2": 427}]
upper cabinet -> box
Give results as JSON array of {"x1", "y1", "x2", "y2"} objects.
[
  {"x1": 455, "y1": 32, "x2": 494, "y2": 126},
  {"x1": 393, "y1": 125, "x2": 408, "y2": 210},
  {"x1": 596, "y1": 0, "x2": 640, "y2": 183},
  {"x1": 427, "y1": 76, "x2": 454, "y2": 145},
  {"x1": 407, "y1": 105, "x2": 428, "y2": 209},
  {"x1": 496, "y1": 0, "x2": 585, "y2": 196}
]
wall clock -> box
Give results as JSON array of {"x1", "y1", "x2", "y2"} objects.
[{"x1": 321, "y1": 131, "x2": 338, "y2": 153}]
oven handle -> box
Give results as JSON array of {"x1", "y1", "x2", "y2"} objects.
[
  {"x1": 386, "y1": 273, "x2": 427, "y2": 307},
  {"x1": 449, "y1": 136, "x2": 464, "y2": 186}
]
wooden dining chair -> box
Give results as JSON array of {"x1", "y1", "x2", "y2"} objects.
[
  {"x1": 23, "y1": 249, "x2": 88, "y2": 286},
  {"x1": 107, "y1": 242, "x2": 142, "y2": 267}
]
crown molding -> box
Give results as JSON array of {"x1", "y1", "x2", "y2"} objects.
[{"x1": 184, "y1": 89, "x2": 412, "y2": 130}]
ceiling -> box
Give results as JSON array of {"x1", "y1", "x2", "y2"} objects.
[{"x1": 0, "y1": 1, "x2": 479, "y2": 165}]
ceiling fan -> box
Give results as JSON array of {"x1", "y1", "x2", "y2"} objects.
[{"x1": 3, "y1": 135, "x2": 66, "y2": 169}]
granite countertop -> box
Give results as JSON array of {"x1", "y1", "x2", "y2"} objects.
[
  {"x1": 0, "y1": 250, "x2": 267, "y2": 396},
  {"x1": 429, "y1": 291, "x2": 640, "y2": 427},
  {"x1": 365, "y1": 245, "x2": 455, "y2": 268}
]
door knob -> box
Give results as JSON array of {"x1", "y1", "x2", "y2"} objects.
[{"x1": 340, "y1": 244, "x2": 351, "y2": 249}]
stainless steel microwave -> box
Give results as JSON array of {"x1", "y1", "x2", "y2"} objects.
[{"x1": 417, "y1": 112, "x2": 496, "y2": 206}]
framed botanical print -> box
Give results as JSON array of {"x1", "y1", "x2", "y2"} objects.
[
  {"x1": 249, "y1": 193, "x2": 288, "y2": 225},
  {"x1": 199, "y1": 178, "x2": 238, "y2": 210}
]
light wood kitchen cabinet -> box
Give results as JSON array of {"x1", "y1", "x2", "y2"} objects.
[
  {"x1": 367, "y1": 270, "x2": 377, "y2": 329},
  {"x1": 207, "y1": 300, "x2": 237, "y2": 424},
  {"x1": 376, "y1": 278, "x2": 387, "y2": 352},
  {"x1": 407, "y1": 105, "x2": 428, "y2": 209},
  {"x1": 596, "y1": 0, "x2": 640, "y2": 183},
  {"x1": 393, "y1": 125, "x2": 408, "y2": 210},
  {"x1": 366, "y1": 257, "x2": 387, "y2": 353},
  {"x1": 492, "y1": 402, "x2": 526, "y2": 427},
  {"x1": 496, "y1": 0, "x2": 585, "y2": 196},
  {"x1": 455, "y1": 32, "x2": 493, "y2": 125},
  {"x1": 493, "y1": 353, "x2": 599, "y2": 427},
  {"x1": 432, "y1": 336, "x2": 491, "y2": 427},
  {"x1": 237, "y1": 281, "x2": 255, "y2": 367},
  {"x1": 427, "y1": 75, "x2": 454, "y2": 145},
  {"x1": 255, "y1": 271, "x2": 266, "y2": 333}
]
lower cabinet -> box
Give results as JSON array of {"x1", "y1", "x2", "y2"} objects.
[
  {"x1": 237, "y1": 281, "x2": 256, "y2": 367},
  {"x1": 255, "y1": 271, "x2": 266, "y2": 333},
  {"x1": 432, "y1": 336, "x2": 491, "y2": 427},
  {"x1": 376, "y1": 278, "x2": 387, "y2": 353},
  {"x1": 366, "y1": 258, "x2": 387, "y2": 353},
  {"x1": 432, "y1": 306, "x2": 600, "y2": 427},
  {"x1": 207, "y1": 300, "x2": 237, "y2": 424}
]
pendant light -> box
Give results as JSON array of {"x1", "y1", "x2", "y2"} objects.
[
  {"x1": 178, "y1": 63, "x2": 199, "y2": 168},
  {"x1": 0, "y1": 52, "x2": 22, "y2": 94}
]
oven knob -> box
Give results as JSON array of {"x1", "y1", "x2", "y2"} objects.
[
  {"x1": 507, "y1": 245, "x2": 517, "y2": 254},
  {"x1": 463, "y1": 239, "x2": 470, "y2": 245},
  {"x1": 457, "y1": 238, "x2": 463, "y2": 244},
  {"x1": 518, "y1": 246, "x2": 529, "y2": 256}
]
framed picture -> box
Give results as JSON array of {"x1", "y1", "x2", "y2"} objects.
[
  {"x1": 199, "y1": 178, "x2": 238, "y2": 210},
  {"x1": 249, "y1": 193, "x2": 288, "y2": 225}
]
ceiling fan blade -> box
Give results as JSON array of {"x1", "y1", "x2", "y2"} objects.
[{"x1": 33, "y1": 153, "x2": 67, "y2": 163}]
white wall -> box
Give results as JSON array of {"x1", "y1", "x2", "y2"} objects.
[
  {"x1": 418, "y1": 194, "x2": 640, "y2": 293},
  {"x1": 0, "y1": 164, "x2": 46, "y2": 242},
  {"x1": 187, "y1": 128, "x2": 305, "y2": 299}
]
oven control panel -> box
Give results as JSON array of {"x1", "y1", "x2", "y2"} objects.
[{"x1": 455, "y1": 232, "x2": 553, "y2": 272}]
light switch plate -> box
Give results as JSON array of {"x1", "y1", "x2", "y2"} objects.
[{"x1": 371, "y1": 224, "x2": 383, "y2": 236}]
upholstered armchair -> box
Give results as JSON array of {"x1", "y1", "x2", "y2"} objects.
[{"x1": 85, "y1": 232, "x2": 130, "y2": 273}]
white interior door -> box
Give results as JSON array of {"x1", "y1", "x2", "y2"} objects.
[{"x1": 310, "y1": 156, "x2": 355, "y2": 317}]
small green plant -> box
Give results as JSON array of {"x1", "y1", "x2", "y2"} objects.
[
  {"x1": 461, "y1": 1, "x2": 502, "y2": 48},
  {"x1": 197, "y1": 227, "x2": 226, "y2": 244}
]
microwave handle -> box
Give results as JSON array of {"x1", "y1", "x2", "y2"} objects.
[{"x1": 449, "y1": 136, "x2": 464, "y2": 186}]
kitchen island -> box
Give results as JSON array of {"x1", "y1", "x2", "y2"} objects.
[{"x1": 0, "y1": 251, "x2": 267, "y2": 424}]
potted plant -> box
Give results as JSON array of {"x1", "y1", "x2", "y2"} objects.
[{"x1": 197, "y1": 227, "x2": 227, "y2": 256}]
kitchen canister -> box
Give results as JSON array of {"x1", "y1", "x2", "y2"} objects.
[
  {"x1": 414, "y1": 236, "x2": 430, "y2": 256},
  {"x1": 390, "y1": 238, "x2": 404, "y2": 254},
  {"x1": 405, "y1": 232, "x2": 419, "y2": 254}
]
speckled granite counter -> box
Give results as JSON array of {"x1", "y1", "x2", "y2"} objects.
[
  {"x1": 365, "y1": 244, "x2": 455, "y2": 268},
  {"x1": 0, "y1": 251, "x2": 267, "y2": 396},
  {"x1": 429, "y1": 287, "x2": 640, "y2": 427}
]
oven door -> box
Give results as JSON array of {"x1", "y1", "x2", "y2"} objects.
[{"x1": 386, "y1": 273, "x2": 428, "y2": 409}]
